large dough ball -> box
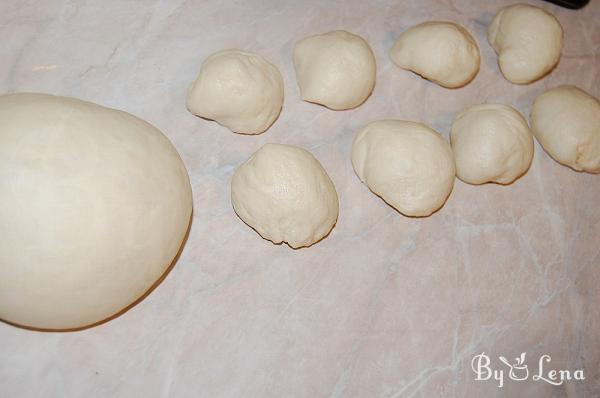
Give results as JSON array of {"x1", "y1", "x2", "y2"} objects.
[
  {"x1": 531, "y1": 85, "x2": 600, "y2": 173},
  {"x1": 0, "y1": 93, "x2": 193, "y2": 330},
  {"x1": 451, "y1": 104, "x2": 534, "y2": 185},
  {"x1": 390, "y1": 21, "x2": 480, "y2": 88},
  {"x1": 488, "y1": 4, "x2": 563, "y2": 84},
  {"x1": 186, "y1": 49, "x2": 284, "y2": 135},
  {"x1": 352, "y1": 120, "x2": 455, "y2": 217},
  {"x1": 293, "y1": 30, "x2": 376, "y2": 110},
  {"x1": 231, "y1": 144, "x2": 338, "y2": 248}
]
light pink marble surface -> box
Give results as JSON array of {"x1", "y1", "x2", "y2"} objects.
[{"x1": 1, "y1": 0, "x2": 599, "y2": 397}]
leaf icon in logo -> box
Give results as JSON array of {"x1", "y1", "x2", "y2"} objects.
[{"x1": 499, "y1": 353, "x2": 529, "y2": 381}]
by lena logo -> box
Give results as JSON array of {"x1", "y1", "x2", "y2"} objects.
[{"x1": 471, "y1": 352, "x2": 585, "y2": 388}]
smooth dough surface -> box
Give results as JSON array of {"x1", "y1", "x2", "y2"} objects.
[
  {"x1": 451, "y1": 104, "x2": 534, "y2": 185},
  {"x1": 390, "y1": 21, "x2": 480, "y2": 88},
  {"x1": 352, "y1": 120, "x2": 456, "y2": 217},
  {"x1": 0, "y1": 93, "x2": 193, "y2": 330},
  {"x1": 293, "y1": 30, "x2": 376, "y2": 110},
  {"x1": 231, "y1": 144, "x2": 338, "y2": 248},
  {"x1": 531, "y1": 85, "x2": 600, "y2": 173},
  {"x1": 186, "y1": 49, "x2": 284, "y2": 134},
  {"x1": 488, "y1": 4, "x2": 563, "y2": 84}
]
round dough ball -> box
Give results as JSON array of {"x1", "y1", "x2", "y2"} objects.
[
  {"x1": 352, "y1": 120, "x2": 455, "y2": 217},
  {"x1": 488, "y1": 4, "x2": 563, "y2": 84},
  {"x1": 531, "y1": 85, "x2": 600, "y2": 173},
  {"x1": 186, "y1": 49, "x2": 284, "y2": 134},
  {"x1": 231, "y1": 144, "x2": 338, "y2": 248},
  {"x1": 451, "y1": 104, "x2": 534, "y2": 185},
  {"x1": 390, "y1": 21, "x2": 480, "y2": 88},
  {"x1": 0, "y1": 93, "x2": 193, "y2": 330},
  {"x1": 293, "y1": 30, "x2": 376, "y2": 110}
]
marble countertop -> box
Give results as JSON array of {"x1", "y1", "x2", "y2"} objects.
[{"x1": 1, "y1": 0, "x2": 599, "y2": 397}]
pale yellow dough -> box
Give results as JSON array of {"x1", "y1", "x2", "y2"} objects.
[
  {"x1": 488, "y1": 4, "x2": 563, "y2": 84},
  {"x1": 0, "y1": 93, "x2": 193, "y2": 330},
  {"x1": 187, "y1": 49, "x2": 284, "y2": 134},
  {"x1": 390, "y1": 21, "x2": 480, "y2": 88},
  {"x1": 294, "y1": 30, "x2": 376, "y2": 110},
  {"x1": 531, "y1": 85, "x2": 600, "y2": 173},
  {"x1": 231, "y1": 144, "x2": 338, "y2": 248},
  {"x1": 352, "y1": 120, "x2": 456, "y2": 217},
  {"x1": 451, "y1": 104, "x2": 534, "y2": 185}
]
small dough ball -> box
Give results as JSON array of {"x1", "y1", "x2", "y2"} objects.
[
  {"x1": 531, "y1": 85, "x2": 600, "y2": 173},
  {"x1": 451, "y1": 104, "x2": 534, "y2": 185},
  {"x1": 390, "y1": 21, "x2": 480, "y2": 88},
  {"x1": 186, "y1": 49, "x2": 284, "y2": 134},
  {"x1": 488, "y1": 4, "x2": 563, "y2": 84},
  {"x1": 293, "y1": 30, "x2": 376, "y2": 110},
  {"x1": 352, "y1": 120, "x2": 455, "y2": 217},
  {"x1": 0, "y1": 93, "x2": 193, "y2": 330},
  {"x1": 231, "y1": 144, "x2": 339, "y2": 248}
]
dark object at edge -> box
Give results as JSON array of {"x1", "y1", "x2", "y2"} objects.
[{"x1": 543, "y1": 0, "x2": 590, "y2": 9}]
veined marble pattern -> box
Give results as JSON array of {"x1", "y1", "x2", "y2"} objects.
[{"x1": 1, "y1": 0, "x2": 599, "y2": 397}]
